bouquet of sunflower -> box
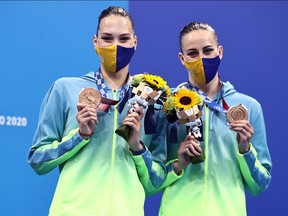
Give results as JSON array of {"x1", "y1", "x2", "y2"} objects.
[
  {"x1": 164, "y1": 85, "x2": 205, "y2": 164},
  {"x1": 130, "y1": 73, "x2": 170, "y2": 105},
  {"x1": 115, "y1": 73, "x2": 170, "y2": 142}
]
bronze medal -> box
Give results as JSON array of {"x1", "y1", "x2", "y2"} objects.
[
  {"x1": 226, "y1": 104, "x2": 248, "y2": 124},
  {"x1": 79, "y1": 88, "x2": 101, "y2": 109}
]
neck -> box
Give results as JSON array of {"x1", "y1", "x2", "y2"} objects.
[
  {"x1": 101, "y1": 66, "x2": 129, "y2": 90},
  {"x1": 190, "y1": 75, "x2": 221, "y2": 99}
]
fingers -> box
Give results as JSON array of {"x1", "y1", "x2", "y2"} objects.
[
  {"x1": 130, "y1": 106, "x2": 145, "y2": 120},
  {"x1": 122, "y1": 107, "x2": 144, "y2": 131},
  {"x1": 229, "y1": 120, "x2": 254, "y2": 143},
  {"x1": 77, "y1": 106, "x2": 98, "y2": 122},
  {"x1": 186, "y1": 143, "x2": 202, "y2": 157},
  {"x1": 77, "y1": 103, "x2": 90, "y2": 111},
  {"x1": 229, "y1": 120, "x2": 253, "y2": 132},
  {"x1": 176, "y1": 134, "x2": 204, "y2": 170},
  {"x1": 76, "y1": 103, "x2": 98, "y2": 135},
  {"x1": 184, "y1": 134, "x2": 198, "y2": 142},
  {"x1": 180, "y1": 136, "x2": 202, "y2": 157},
  {"x1": 78, "y1": 115, "x2": 98, "y2": 125}
]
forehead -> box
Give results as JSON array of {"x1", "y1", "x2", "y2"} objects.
[
  {"x1": 98, "y1": 15, "x2": 133, "y2": 34},
  {"x1": 182, "y1": 29, "x2": 217, "y2": 49}
]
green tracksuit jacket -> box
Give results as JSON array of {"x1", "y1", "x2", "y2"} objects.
[
  {"x1": 28, "y1": 71, "x2": 167, "y2": 216},
  {"x1": 136, "y1": 81, "x2": 272, "y2": 216}
]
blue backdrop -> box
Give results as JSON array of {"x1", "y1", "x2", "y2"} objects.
[{"x1": 0, "y1": 1, "x2": 287, "y2": 215}]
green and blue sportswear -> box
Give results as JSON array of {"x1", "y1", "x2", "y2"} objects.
[
  {"x1": 135, "y1": 81, "x2": 272, "y2": 216},
  {"x1": 28, "y1": 72, "x2": 167, "y2": 216}
]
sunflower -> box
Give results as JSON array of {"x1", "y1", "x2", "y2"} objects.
[
  {"x1": 144, "y1": 74, "x2": 167, "y2": 90},
  {"x1": 174, "y1": 88, "x2": 200, "y2": 110}
]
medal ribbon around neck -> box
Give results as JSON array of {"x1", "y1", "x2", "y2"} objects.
[
  {"x1": 94, "y1": 68, "x2": 131, "y2": 112},
  {"x1": 186, "y1": 81, "x2": 228, "y2": 113},
  {"x1": 170, "y1": 81, "x2": 249, "y2": 142},
  {"x1": 186, "y1": 81, "x2": 248, "y2": 125}
]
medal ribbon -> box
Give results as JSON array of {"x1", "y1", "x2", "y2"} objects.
[
  {"x1": 95, "y1": 68, "x2": 133, "y2": 111},
  {"x1": 187, "y1": 81, "x2": 228, "y2": 113},
  {"x1": 94, "y1": 68, "x2": 128, "y2": 101}
]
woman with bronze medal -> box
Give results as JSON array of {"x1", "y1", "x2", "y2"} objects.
[
  {"x1": 27, "y1": 6, "x2": 168, "y2": 216},
  {"x1": 156, "y1": 22, "x2": 272, "y2": 216}
]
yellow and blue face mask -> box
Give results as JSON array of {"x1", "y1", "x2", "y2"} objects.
[
  {"x1": 96, "y1": 44, "x2": 135, "y2": 73},
  {"x1": 183, "y1": 56, "x2": 221, "y2": 85}
]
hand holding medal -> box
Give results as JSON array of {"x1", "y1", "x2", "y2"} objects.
[
  {"x1": 226, "y1": 104, "x2": 248, "y2": 124},
  {"x1": 77, "y1": 88, "x2": 101, "y2": 138},
  {"x1": 226, "y1": 104, "x2": 252, "y2": 153}
]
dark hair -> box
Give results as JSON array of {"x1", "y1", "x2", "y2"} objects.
[
  {"x1": 96, "y1": 6, "x2": 135, "y2": 35},
  {"x1": 179, "y1": 22, "x2": 219, "y2": 52}
]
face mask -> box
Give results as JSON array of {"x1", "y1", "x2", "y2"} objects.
[
  {"x1": 183, "y1": 56, "x2": 221, "y2": 85},
  {"x1": 96, "y1": 44, "x2": 135, "y2": 73}
]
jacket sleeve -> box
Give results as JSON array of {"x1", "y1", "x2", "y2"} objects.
[
  {"x1": 238, "y1": 103, "x2": 272, "y2": 196},
  {"x1": 132, "y1": 111, "x2": 185, "y2": 195},
  {"x1": 27, "y1": 82, "x2": 89, "y2": 175},
  {"x1": 133, "y1": 153, "x2": 183, "y2": 196},
  {"x1": 131, "y1": 110, "x2": 169, "y2": 195}
]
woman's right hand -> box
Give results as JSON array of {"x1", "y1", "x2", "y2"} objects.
[
  {"x1": 173, "y1": 135, "x2": 202, "y2": 174},
  {"x1": 76, "y1": 103, "x2": 98, "y2": 139}
]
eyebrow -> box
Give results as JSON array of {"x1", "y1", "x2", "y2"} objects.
[
  {"x1": 203, "y1": 45, "x2": 214, "y2": 49},
  {"x1": 186, "y1": 45, "x2": 214, "y2": 52},
  {"x1": 186, "y1": 48, "x2": 197, "y2": 52},
  {"x1": 101, "y1": 32, "x2": 131, "y2": 37}
]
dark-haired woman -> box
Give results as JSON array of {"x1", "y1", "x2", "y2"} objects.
[{"x1": 28, "y1": 6, "x2": 167, "y2": 216}]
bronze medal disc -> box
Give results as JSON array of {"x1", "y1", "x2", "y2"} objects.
[
  {"x1": 226, "y1": 104, "x2": 248, "y2": 124},
  {"x1": 79, "y1": 88, "x2": 101, "y2": 109}
]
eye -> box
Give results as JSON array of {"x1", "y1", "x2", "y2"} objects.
[
  {"x1": 101, "y1": 36, "x2": 113, "y2": 42},
  {"x1": 203, "y1": 47, "x2": 214, "y2": 55},
  {"x1": 186, "y1": 50, "x2": 198, "y2": 58},
  {"x1": 119, "y1": 36, "x2": 131, "y2": 43}
]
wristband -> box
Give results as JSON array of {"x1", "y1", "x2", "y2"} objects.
[
  {"x1": 239, "y1": 144, "x2": 250, "y2": 154},
  {"x1": 130, "y1": 141, "x2": 146, "y2": 155},
  {"x1": 79, "y1": 131, "x2": 94, "y2": 137}
]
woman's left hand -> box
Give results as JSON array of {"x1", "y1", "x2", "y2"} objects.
[
  {"x1": 122, "y1": 104, "x2": 145, "y2": 151},
  {"x1": 229, "y1": 120, "x2": 254, "y2": 154}
]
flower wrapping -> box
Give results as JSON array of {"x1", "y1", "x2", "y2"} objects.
[
  {"x1": 164, "y1": 84, "x2": 205, "y2": 164},
  {"x1": 115, "y1": 73, "x2": 170, "y2": 142}
]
